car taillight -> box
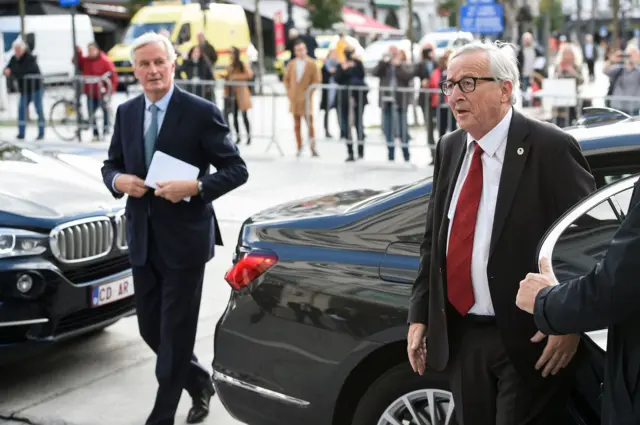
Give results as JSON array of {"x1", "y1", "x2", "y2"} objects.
[{"x1": 224, "y1": 252, "x2": 278, "y2": 291}]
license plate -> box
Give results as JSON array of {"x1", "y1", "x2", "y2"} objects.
[{"x1": 91, "y1": 275, "x2": 134, "y2": 307}]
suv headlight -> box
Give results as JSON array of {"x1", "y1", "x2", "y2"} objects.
[{"x1": 0, "y1": 228, "x2": 48, "y2": 259}]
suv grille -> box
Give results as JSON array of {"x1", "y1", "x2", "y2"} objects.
[
  {"x1": 115, "y1": 210, "x2": 127, "y2": 250},
  {"x1": 50, "y1": 217, "x2": 114, "y2": 264}
]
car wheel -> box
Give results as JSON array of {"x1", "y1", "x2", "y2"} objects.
[{"x1": 351, "y1": 362, "x2": 457, "y2": 425}]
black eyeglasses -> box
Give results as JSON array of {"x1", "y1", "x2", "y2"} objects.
[{"x1": 440, "y1": 76, "x2": 498, "y2": 96}]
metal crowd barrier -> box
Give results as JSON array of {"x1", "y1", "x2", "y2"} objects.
[
  {"x1": 2, "y1": 73, "x2": 114, "y2": 142},
  {"x1": 303, "y1": 83, "x2": 456, "y2": 150},
  {"x1": 127, "y1": 79, "x2": 284, "y2": 156}
]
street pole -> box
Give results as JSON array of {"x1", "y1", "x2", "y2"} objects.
[
  {"x1": 255, "y1": 0, "x2": 265, "y2": 95},
  {"x1": 71, "y1": 5, "x2": 82, "y2": 141},
  {"x1": 19, "y1": 0, "x2": 26, "y2": 40}
]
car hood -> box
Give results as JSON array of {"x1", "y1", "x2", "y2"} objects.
[{"x1": 0, "y1": 146, "x2": 122, "y2": 222}]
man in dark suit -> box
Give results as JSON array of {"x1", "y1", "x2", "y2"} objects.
[
  {"x1": 407, "y1": 40, "x2": 596, "y2": 425},
  {"x1": 101, "y1": 32, "x2": 248, "y2": 425},
  {"x1": 517, "y1": 197, "x2": 640, "y2": 425}
]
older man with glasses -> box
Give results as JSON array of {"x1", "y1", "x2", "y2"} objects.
[{"x1": 407, "y1": 39, "x2": 596, "y2": 425}]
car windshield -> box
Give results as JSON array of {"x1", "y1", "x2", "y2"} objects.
[
  {"x1": 3, "y1": 32, "x2": 19, "y2": 54},
  {"x1": 317, "y1": 38, "x2": 332, "y2": 49},
  {"x1": 123, "y1": 23, "x2": 176, "y2": 44}
]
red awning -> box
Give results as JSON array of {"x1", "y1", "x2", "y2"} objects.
[
  {"x1": 341, "y1": 6, "x2": 403, "y2": 35},
  {"x1": 289, "y1": 0, "x2": 403, "y2": 36}
]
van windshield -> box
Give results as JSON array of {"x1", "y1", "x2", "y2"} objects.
[
  {"x1": 123, "y1": 23, "x2": 176, "y2": 43},
  {"x1": 3, "y1": 32, "x2": 19, "y2": 54}
]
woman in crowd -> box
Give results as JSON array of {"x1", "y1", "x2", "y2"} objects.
[
  {"x1": 553, "y1": 43, "x2": 584, "y2": 128},
  {"x1": 429, "y1": 49, "x2": 456, "y2": 138},
  {"x1": 335, "y1": 46, "x2": 368, "y2": 161},
  {"x1": 177, "y1": 45, "x2": 214, "y2": 101},
  {"x1": 224, "y1": 46, "x2": 254, "y2": 144},
  {"x1": 319, "y1": 49, "x2": 339, "y2": 139}
]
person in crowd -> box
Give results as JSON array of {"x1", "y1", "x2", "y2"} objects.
[
  {"x1": 286, "y1": 28, "x2": 300, "y2": 67},
  {"x1": 197, "y1": 31, "x2": 218, "y2": 74},
  {"x1": 414, "y1": 43, "x2": 437, "y2": 163},
  {"x1": 407, "y1": 39, "x2": 596, "y2": 425},
  {"x1": 335, "y1": 46, "x2": 367, "y2": 161},
  {"x1": 516, "y1": 204, "x2": 640, "y2": 425},
  {"x1": 3, "y1": 39, "x2": 44, "y2": 140},
  {"x1": 583, "y1": 34, "x2": 597, "y2": 81},
  {"x1": 301, "y1": 27, "x2": 318, "y2": 59},
  {"x1": 283, "y1": 39, "x2": 321, "y2": 157},
  {"x1": 72, "y1": 42, "x2": 118, "y2": 141},
  {"x1": 553, "y1": 43, "x2": 584, "y2": 128},
  {"x1": 224, "y1": 46, "x2": 253, "y2": 145},
  {"x1": 429, "y1": 49, "x2": 456, "y2": 138},
  {"x1": 373, "y1": 45, "x2": 412, "y2": 162},
  {"x1": 604, "y1": 45, "x2": 640, "y2": 115},
  {"x1": 177, "y1": 45, "x2": 215, "y2": 101},
  {"x1": 101, "y1": 32, "x2": 248, "y2": 425},
  {"x1": 517, "y1": 32, "x2": 545, "y2": 106},
  {"x1": 319, "y1": 49, "x2": 339, "y2": 139},
  {"x1": 335, "y1": 32, "x2": 349, "y2": 63}
]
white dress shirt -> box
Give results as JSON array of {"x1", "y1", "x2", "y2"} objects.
[
  {"x1": 111, "y1": 84, "x2": 175, "y2": 192},
  {"x1": 446, "y1": 107, "x2": 513, "y2": 316}
]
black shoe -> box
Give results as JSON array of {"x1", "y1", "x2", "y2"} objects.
[{"x1": 186, "y1": 380, "x2": 215, "y2": 424}]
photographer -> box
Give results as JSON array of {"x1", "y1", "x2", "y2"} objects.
[
  {"x1": 335, "y1": 47, "x2": 368, "y2": 161},
  {"x1": 604, "y1": 45, "x2": 640, "y2": 115}
]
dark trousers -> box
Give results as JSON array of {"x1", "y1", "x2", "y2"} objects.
[
  {"x1": 339, "y1": 99, "x2": 365, "y2": 159},
  {"x1": 17, "y1": 89, "x2": 45, "y2": 138},
  {"x1": 447, "y1": 318, "x2": 571, "y2": 425},
  {"x1": 421, "y1": 104, "x2": 436, "y2": 162},
  {"x1": 87, "y1": 97, "x2": 110, "y2": 137},
  {"x1": 225, "y1": 97, "x2": 250, "y2": 141},
  {"x1": 586, "y1": 59, "x2": 595, "y2": 78},
  {"x1": 132, "y1": 225, "x2": 210, "y2": 425}
]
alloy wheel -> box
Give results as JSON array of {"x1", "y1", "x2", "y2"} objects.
[{"x1": 377, "y1": 388, "x2": 455, "y2": 425}]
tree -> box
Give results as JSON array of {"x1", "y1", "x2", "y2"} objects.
[{"x1": 307, "y1": 0, "x2": 344, "y2": 30}]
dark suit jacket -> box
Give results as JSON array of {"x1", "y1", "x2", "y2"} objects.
[
  {"x1": 534, "y1": 196, "x2": 640, "y2": 425},
  {"x1": 101, "y1": 85, "x2": 248, "y2": 269},
  {"x1": 408, "y1": 109, "x2": 596, "y2": 386}
]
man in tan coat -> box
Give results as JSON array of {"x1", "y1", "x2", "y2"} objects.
[{"x1": 284, "y1": 39, "x2": 321, "y2": 157}]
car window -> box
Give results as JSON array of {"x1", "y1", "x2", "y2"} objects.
[{"x1": 541, "y1": 176, "x2": 638, "y2": 283}]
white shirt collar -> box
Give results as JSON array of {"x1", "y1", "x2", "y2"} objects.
[
  {"x1": 466, "y1": 107, "x2": 513, "y2": 157},
  {"x1": 144, "y1": 84, "x2": 175, "y2": 112}
]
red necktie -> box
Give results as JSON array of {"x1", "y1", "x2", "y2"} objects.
[{"x1": 447, "y1": 142, "x2": 483, "y2": 316}]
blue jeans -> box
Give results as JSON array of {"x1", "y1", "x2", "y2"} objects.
[
  {"x1": 382, "y1": 103, "x2": 409, "y2": 161},
  {"x1": 87, "y1": 97, "x2": 110, "y2": 137},
  {"x1": 18, "y1": 89, "x2": 45, "y2": 138}
]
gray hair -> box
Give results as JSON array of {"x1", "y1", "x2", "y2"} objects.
[
  {"x1": 129, "y1": 32, "x2": 176, "y2": 65},
  {"x1": 449, "y1": 39, "x2": 520, "y2": 105},
  {"x1": 12, "y1": 39, "x2": 27, "y2": 50}
]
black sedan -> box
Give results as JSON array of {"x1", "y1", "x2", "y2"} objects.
[
  {"x1": 0, "y1": 141, "x2": 135, "y2": 364},
  {"x1": 213, "y1": 117, "x2": 640, "y2": 425}
]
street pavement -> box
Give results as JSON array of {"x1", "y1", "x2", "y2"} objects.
[{"x1": 0, "y1": 131, "x2": 431, "y2": 425}]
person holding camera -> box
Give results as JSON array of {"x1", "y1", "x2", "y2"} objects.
[
  {"x1": 373, "y1": 45, "x2": 413, "y2": 162},
  {"x1": 335, "y1": 47, "x2": 368, "y2": 161},
  {"x1": 604, "y1": 45, "x2": 640, "y2": 115}
]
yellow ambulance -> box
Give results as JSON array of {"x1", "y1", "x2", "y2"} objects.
[{"x1": 108, "y1": 0, "x2": 251, "y2": 89}]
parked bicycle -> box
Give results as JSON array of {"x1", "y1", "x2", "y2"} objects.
[{"x1": 48, "y1": 73, "x2": 114, "y2": 142}]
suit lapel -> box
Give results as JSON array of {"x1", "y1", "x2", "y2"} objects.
[
  {"x1": 438, "y1": 130, "x2": 469, "y2": 266},
  {"x1": 132, "y1": 95, "x2": 146, "y2": 175},
  {"x1": 489, "y1": 110, "x2": 532, "y2": 258},
  {"x1": 154, "y1": 85, "x2": 185, "y2": 154}
]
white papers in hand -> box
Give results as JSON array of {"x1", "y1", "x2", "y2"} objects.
[{"x1": 144, "y1": 151, "x2": 199, "y2": 202}]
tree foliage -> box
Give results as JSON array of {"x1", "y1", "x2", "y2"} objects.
[{"x1": 307, "y1": 0, "x2": 344, "y2": 30}]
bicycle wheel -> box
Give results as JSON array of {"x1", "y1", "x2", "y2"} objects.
[{"x1": 49, "y1": 99, "x2": 81, "y2": 142}]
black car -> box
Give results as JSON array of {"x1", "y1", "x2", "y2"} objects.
[
  {"x1": 212, "y1": 117, "x2": 640, "y2": 425},
  {"x1": 0, "y1": 141, "x2": 135, "y2": 364}
]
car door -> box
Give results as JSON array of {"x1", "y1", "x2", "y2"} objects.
[{"x1": 537, "y1": 173, "x2": 640, "y2": 353}]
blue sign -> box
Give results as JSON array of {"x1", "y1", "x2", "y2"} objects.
[
  {"x1": 59, "y1": 0, "x2": 80, "y2": 6},
  {"x1": 466, "y1": 0, "x2": 496, "y2": 3},
  {"x1": 460, "y1": 4, "x2": 504, "y2": 34}
]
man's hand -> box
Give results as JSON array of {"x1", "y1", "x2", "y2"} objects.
[
  {"x1": 3, "y1": 68, "x2": 10, "y2": 77},
  {"x1": 155, "y1": 180, "x2": 198, "y2": 203},
  {"x1": 407, "y1": 323, "x2": 427, "y2": 375},
  {"x1": 114, "y1": 174, "x2": 148, "y2": 198},
  {"x1": 531, "y1": 332, "x2": 580, "y2": 377},
  {"x1": 516, "y1": 257, "x2": 556, "y2": 314}
]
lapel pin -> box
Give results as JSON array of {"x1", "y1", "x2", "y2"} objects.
[{"x1": 517, "y1": 147, "x2": 524, "y2": 155}]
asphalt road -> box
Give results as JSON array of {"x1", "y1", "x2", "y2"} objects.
[{"x1": 0, "y1": 138, "x2": 431, "y2": 425}]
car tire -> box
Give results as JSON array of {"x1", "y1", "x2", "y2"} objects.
[{"x1": 351, "y1": 362, "x2": 456, "y2": 425}]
